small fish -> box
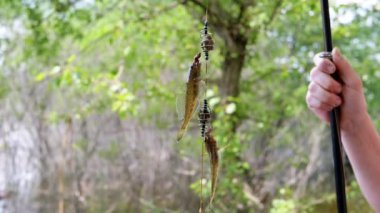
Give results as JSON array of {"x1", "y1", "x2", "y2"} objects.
[
  {"x1": 176, "y1": 53, "x2": 202, "y2": 141},
  {"x1": 205, "y1": 128, "x2": 219, "y2": 205}
]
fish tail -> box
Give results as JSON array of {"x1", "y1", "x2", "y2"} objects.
[
  {"x1": 205, "y1": 129, "x2": 219, "y2": 206},
  {"x1": 176, "y1": 127, "x2": 187, "y2": 142},
  {"x1": 209, "y1": 160, "x2": 219, "y2": 205}
]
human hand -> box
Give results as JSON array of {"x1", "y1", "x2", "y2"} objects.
[{"x1": 306, "y1": 48, "x2": 368, "y2": 132}]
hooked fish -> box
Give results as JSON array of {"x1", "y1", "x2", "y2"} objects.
[
  {"x1": 205, "y1": 128, "x2": 219, "y2": 205},
  {"x1": 176, "y1": 53, "x2": 202, "y2": 141}
]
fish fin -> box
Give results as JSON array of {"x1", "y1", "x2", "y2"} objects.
[
  {"x1": 200, "y1": 62, "x2": 208, "y2": 79},
  {"x1": 199, "y1": 80, "x2": 207, "y2": 99},
  {"x1": 195, "y1": 98, "x2": 201, "y2": 116},
  {"x1": 176, "y1": 90, "x2": 186, "y2": 121},
  {"x1": 209, "y1": 157, "x2": 219, "y2": 205},
  {"x1": 175, "y1": 83, "x2": 201, "y2": 121}
]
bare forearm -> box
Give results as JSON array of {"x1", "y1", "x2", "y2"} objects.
[
  {"x1": 306, "y1": 49, "x2": 380, "y2": 209},
  {"x1": 342, "y1": 113, "x2": 380, "y2": 211}
]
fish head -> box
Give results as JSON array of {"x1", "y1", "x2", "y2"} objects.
[
  {"x1": 187, "y1": 53, "x2": 202, "y2": 82},
  {"x1": 205, "y1": 127, "x2": 213, "y2": 139},
  {"x1": 192, "y1": 52, "x2": 202, "y2": 70}
]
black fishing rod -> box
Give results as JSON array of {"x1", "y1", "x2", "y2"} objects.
[{"x1": 319, "y1": 0, "x2": 347, "y2": 212}]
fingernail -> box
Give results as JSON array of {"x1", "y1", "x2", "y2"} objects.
[
  {"x1": 327, "y1": 62, "x2": 335, "y2": 73},
  {"x1": 333, "y1": 47, "x2": 341, "y2": 61}
]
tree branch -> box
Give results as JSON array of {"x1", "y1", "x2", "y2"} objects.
[
  {"x1": 264, "y1": 0, "x2": 283, "y2": 30},
  {"x1": 136, "y1": 2, "x2": 180, "y2": 22},
  {"x1": 181, "y1": 0, "x2": 229, "y2": 28}
]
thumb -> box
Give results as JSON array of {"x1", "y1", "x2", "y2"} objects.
[{"x1": 332, "y1": 47, "x2": 362, "y2": 89}]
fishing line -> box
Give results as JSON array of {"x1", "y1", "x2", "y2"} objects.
[
  {"x1": 199, "y1": 138, "x2": 205, "y2": 213},
  {"x1": 204, "y1": 8, "x2": 209, "y2": 98},
  {"x1": 200, "y1": 1, "x2": 209, "y2": 211}
]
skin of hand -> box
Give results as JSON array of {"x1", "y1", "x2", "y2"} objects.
[
  {"x1": 306, "y1": 47, "x2": 367, "y2": 132},
  {"x1": 306, "y1": 47, "x2": 380, "y2": 211}
]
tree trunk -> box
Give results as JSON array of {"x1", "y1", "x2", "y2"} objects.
[{"x1": 220, "y1": 38, "x2": 247, "y2": 98}]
